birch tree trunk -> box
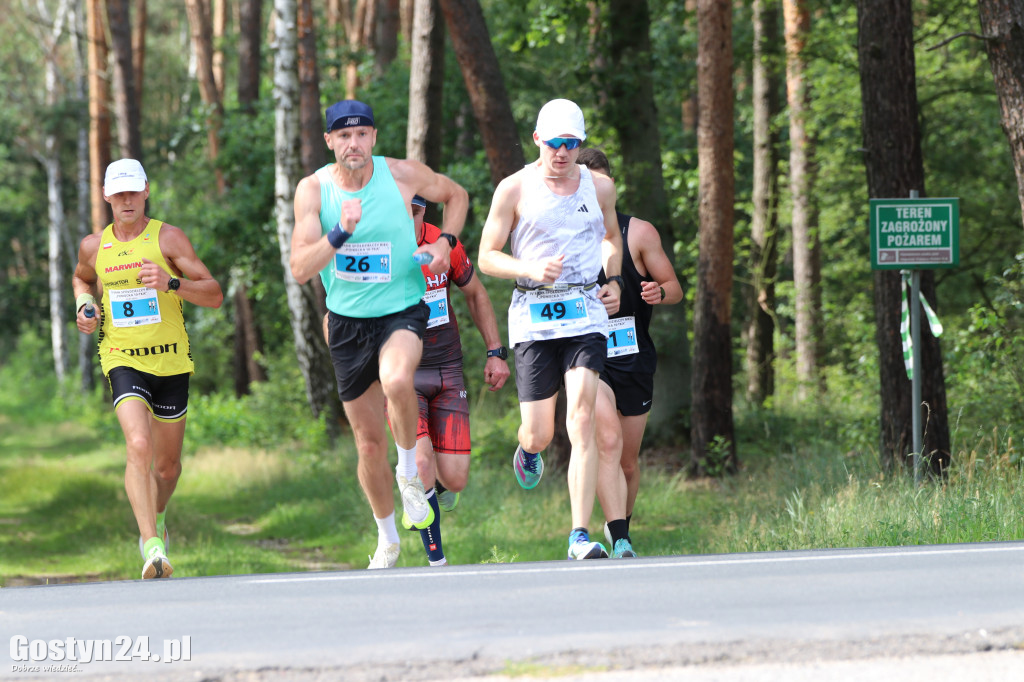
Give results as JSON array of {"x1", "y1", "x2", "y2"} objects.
[
  {"x1": 273, "y1": 0, "x2": 334, "y2": 420},
  {"x1": 406, "y1": 0, "x2": 445, "y2": 171},
  {"x1": 691, "y1": 0, "x2": 737, "y2": 475},
  {"x1": 70, "y1": 0, "x2": 96, "y2": 392},
  {"x1": 34, "y1": 0, "x2": 72, "y2": 384}
]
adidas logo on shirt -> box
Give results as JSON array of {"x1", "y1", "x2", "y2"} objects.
[{"x1": 577, "y1": 204, "x2": 589, "y2": 213}]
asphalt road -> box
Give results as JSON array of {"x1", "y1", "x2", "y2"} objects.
[{"x1": 2, "y1": 542, "x2": 1024, "y2": 680}]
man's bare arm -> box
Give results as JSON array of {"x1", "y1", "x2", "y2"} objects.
[
  {"x1": 289, "y1": 175, "x2": 339, "y2": 284},
  {"x1": 594, "y1": 173, "x2": 622, "y2": 315},
  {"x1": 150, "y1": 225, "x2": 224, "y2": 308},
  {"x1": 459, "y1": 273, "x2": 510, "y2": 391},
  {"x1": 632, "y1": 218, "x2": 683, "y2": 306},
  {"x1": 390, "y1": 158, "x2": 469, "y2": 274},
  {"x1": 72, "y1": 234, "x2": 101, "y2": 333}
]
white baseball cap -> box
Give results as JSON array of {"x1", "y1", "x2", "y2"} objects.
[
  {"x1": 104, "y1": 158, "x2": 148, "y2": 195},
  {"x1": 535, "y1": 99, "x2": 586, "y2": 142}
]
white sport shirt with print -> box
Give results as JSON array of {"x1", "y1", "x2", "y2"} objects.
[{"x1": 507, "y1": 163, "x2": 609, "y2": 346}]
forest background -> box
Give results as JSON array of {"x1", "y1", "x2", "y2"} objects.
[{"x1": 3, "y1": 0, "x2": 1024, "y2": 579}]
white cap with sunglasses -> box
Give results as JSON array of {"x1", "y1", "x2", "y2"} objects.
[{"x1": 535, "y1": 99, "x2": 586, "y2": 142}]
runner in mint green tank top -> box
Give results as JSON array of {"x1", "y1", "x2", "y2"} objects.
[
  {"x1": 316, "y1": 157, "x2": 425, "y2": 318},
  {"x1": 290, "y1": 99, "x2": 470, "y2": 571}
]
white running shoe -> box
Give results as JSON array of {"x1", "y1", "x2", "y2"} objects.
[
  {"x1": 367, "y1": 541, "x2": 400, "y2": 569},
  {"x1": 141, "y1": 547, "x2": 173, "y2": 579},
  {"x1": 398, "y1": 475, "x2": 435, "y2": 530}
]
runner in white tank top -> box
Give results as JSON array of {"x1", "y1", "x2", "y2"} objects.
[
  {"x1": 507, "y1": 164, "x2": 610, "y2": 346},
  {"x1": 478, "y1": 98, "x2": 626, "y2": 561}
]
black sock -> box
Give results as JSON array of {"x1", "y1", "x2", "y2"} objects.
[
  {"x1": 419, "y1": 491, "x2": 445, "y2": 564},
  {"x1": 625, "y1": 513, "x2": 632, "y2": 541},
  {"x1": 435, "y1": 480, "x2": 448, "y2": 495},
  {"x1": 607, "y1": 518, "x2": 629, "y2": 545}
]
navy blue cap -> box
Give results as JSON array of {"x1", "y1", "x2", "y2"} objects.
[
  {"x1": 325, "y1": 100, "x2": 375, "y2": 132},
  {"x1": 411, "y1": 195, "x2": 427, "y2": 207}
]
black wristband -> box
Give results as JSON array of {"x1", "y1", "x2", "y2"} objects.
[
  {"x1": 439, "y1": 232, "x2": 457, "y2": 249},
  {"x1": 327, "y1": 223, "x2": 351, "y2": 249},
  {"x1": 606, "y1": 275, "x2": 624, "y2": 290}
]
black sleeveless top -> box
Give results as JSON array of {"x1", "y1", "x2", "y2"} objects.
[{"x1": 599, "y1": 212, "x2": 657, "y2": 374}]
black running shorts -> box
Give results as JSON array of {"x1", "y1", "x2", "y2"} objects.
[
  {"x1": 513, "y1": 332, "x2": 607, "y2": 402},
  {"x1": 327, "y1": 301, "x2": 430, "y2": 402},
  {"x1": 107, "y1": 366, "x2": 190, "y2": 422},
  {"x1": 599, "y1": 365, "x2": 655, "y2": 416}
]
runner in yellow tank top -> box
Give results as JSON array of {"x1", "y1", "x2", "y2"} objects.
[{"x1": 72, "y1": 159, "x2": 223, "y2": 580}]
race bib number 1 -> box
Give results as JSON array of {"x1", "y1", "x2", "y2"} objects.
[
  {"x1": 525, "y1": 288, "x2": 589, "y2": 332},
  {"x1": 334, "y1": 241, "x2": 392, "y2": 283},
  {"x1": 606, "y1": 316, "x2": 639, "y2": 357},
  {"x1": 108, "y1": 287, "x2": 161, "y2": 328},
  {"x1": 423, "y1": 288, "x2": 450, "y2": 329}
]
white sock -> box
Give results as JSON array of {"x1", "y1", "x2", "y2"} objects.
[
  {"x1": 375, "y1": 512, "x2": 400, "y2": 544},
  {"x1": 395, "y1": 443, "x2": 418, "y2": 479}
]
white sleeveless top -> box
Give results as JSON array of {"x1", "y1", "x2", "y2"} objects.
[{"x1": 507, "y1": 163, "x2": 609, "y2": 346}]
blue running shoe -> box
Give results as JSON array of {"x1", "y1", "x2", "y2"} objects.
[
  {"x1": 612, "y1": 538, "x2": 638, "y2": 558},
  {"x1": 513, "y1": 445, "x2": 544, "y2": 489},
  {"x1": 567, "y1": 531, "x2": 608, "y2": 560}
]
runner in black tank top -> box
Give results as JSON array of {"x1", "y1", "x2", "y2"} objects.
[{"x1": 579, "y1": 148, "x2": 683, "y2": 559}]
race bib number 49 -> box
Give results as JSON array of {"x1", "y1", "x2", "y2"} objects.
[
  {"x1": 108, "y1": 287, "x2": 161, "y2": 327},
  {"x1": 524, "y1": 288, "x2": 589, "y2": 332},
  {"x1": 606, "y1": 316, "x2": 639, "y2": 357},
  {"x1": 334, "y1": 241, "x2": 392, "y2": 283}
]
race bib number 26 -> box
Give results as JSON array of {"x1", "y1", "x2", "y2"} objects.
[{"x1": 334, "y1": 241, "x2": 392, "y2": 283}]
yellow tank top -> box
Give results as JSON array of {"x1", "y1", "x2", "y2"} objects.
[{"x1": 94, "y1": 220, "x2": 194, "y2": 376}]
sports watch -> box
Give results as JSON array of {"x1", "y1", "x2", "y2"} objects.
[
  {"x1": 606, "y1": 275, "x2": 625, "y2": 290},
  {"x1": 168, "y1": 277, "x2": 181, "y2": 292},
  {"x1": 438, "y1": 232, "x2": 458, "y2": 249},
  {"x1": 486, "y1": 346, "x2": 508, "y2": 361}
]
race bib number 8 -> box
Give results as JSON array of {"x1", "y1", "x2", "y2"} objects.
[
  {"x1": 109, "y1": 287, "x2": 161, "y2": 327},
  {"x1": 525, "y1": 288, "x2": 589, "y2": 332},
  {"x1": 334, "y1": 241, "x2": 392, "y2": 283},
  {"x1": 423, "y1": 288, "x2": 450, "y2": 329},
  {"x1": 606, "y1": 316, "x2": 639, "y2": 357}
]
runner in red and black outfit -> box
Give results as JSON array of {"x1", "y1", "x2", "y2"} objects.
[{"x1": 402, "y1": 195, "x2": 510, "y2": 565}]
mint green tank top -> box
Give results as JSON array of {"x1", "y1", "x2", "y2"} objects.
[{"x1": 316, "y1": 157, "x2": 426, "y2": 317}]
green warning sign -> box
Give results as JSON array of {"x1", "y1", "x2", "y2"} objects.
[{"x1": 870, "y1": 198, "x2": 959, "y2": 270}]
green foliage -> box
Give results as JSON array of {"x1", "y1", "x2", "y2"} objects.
[
  {"x1": 185, "y1": 353, "x2": 329, "y2": 454},
  {"x1": 946, "y1": 255, "x2": 1024, "y2": 434}
]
